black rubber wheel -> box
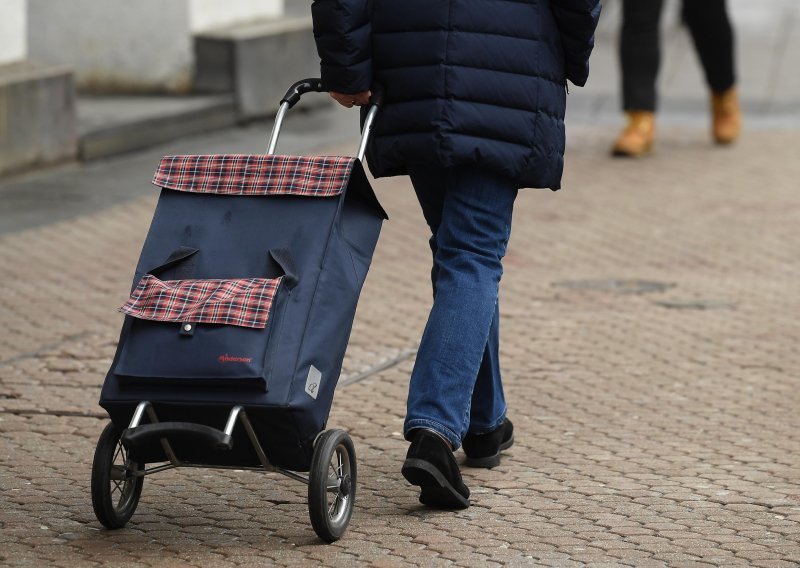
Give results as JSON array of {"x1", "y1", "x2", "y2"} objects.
[
  {"x1": 91, "y1": 422, "x2": 144, "y2": 529},
  {"x1": 308, "y1": 429, "x2": 356, "y2": 543}
]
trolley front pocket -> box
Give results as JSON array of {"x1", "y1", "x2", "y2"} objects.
[{"x1": 114, "y1": 275, "x2": 286, "y2": 389}]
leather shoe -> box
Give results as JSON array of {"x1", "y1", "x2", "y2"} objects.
[
  {"x1": 462, "y1": 419, "x2": 514, "y2": 469},
  {"x1": 401, "y1": 429, "x2": 470, "y2": 509}
]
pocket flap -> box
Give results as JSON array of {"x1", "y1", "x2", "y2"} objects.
[{"x1": 120, "y1": 276, "x2": 283, "y2": 329}]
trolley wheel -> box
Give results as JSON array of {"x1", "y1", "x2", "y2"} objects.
[
  {"x1": 91, "y1": 422, "x2": 144, "y2": 529},
  {"x1": 308, "y1": 429, "x2": 356, "y2": 543}
]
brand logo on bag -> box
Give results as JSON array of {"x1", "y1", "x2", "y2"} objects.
[
  {"x1": 305, "y1": 365, "x2": 322, "y2": 399},
  {"x1": 218, "y1": 354, "x2": 253, "y2": 364}
]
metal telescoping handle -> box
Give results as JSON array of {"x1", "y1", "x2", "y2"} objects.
[
  {"x1": 356, "y1": 84, "x2": 385, "y2": 161},
  {"x1": 266, "y1": 78, "x2": 385, "y2": 161}
]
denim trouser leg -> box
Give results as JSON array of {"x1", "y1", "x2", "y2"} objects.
[
  {"x1": 422, "y1": 235, "x2": 507, "y2": 437},
  {"x1": 469, "y1": 301, "x2": 507, "y2": 434},
  {"x1": 403, "y1": 165, "x2": 517, "y2": 449}
]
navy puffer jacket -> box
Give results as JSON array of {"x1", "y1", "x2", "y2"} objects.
[{"x1": 312, "y1": 0, "x2": 601, "y2": 190}]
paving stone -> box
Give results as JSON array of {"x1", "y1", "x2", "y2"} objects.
[{"x1": 750, "y1": 561, "x2": 800, "y2": 568}]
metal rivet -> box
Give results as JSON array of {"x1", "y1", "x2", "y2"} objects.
[{"x1": 183, "y1": 324, "x2": 192, "y2": 331}]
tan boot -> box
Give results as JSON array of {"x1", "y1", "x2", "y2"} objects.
[
  {"x1": 711, "y1": 87, "x2": 742, "y2": 144},
  {"x1": 611, "y1": 111, "x2": 656, "y2": 157}
]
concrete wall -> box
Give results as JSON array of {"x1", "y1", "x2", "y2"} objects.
[
  {"x1": 0, "y1": 62, "x2": 77, "y2": 176},
  {"x1": 27, "y1": 0, "x2": 284, "y2": 93},
  {"x1": 194, "y1": 16, "x2": 321, "y2": 119},
  {"x1": 27, "y1": 0, "x2": 194, "y2": 92},
  {"x1": 0, "y1": 0, "x2": 27, "y2": 64},
  {"x1": 189, "y1": 0, "x2": 282, "y2": 32}
]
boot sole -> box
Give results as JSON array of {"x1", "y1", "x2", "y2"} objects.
[
  {"x1": 463, "y1": 434, "x2": 515, "y2": 469},
  {"x1": 401, "y1": 458, "x2": 470, "y2": 509},
  {"x1": 611, "y1": 144, "x2": 653, "y2": 158}
]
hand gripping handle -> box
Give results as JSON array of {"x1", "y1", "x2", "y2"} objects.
[{"x1": 267, "y1": 79, "x2": 385, "y2": 159}]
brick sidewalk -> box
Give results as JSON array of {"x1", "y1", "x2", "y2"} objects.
[{"x1": 1, "y1": 123, "x2": 799, "y2": 566}]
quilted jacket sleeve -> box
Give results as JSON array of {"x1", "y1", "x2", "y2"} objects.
[
  {"x1": 311, "y1": 0, "x2": 372, "y2": 94},
  {"x1": 550, "y1": 0, "x2": 602, "y2": 87}
]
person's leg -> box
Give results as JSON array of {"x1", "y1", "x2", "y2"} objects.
[
  {"x1": 409, "y1": 166, "x2": 446, "y2": 296},
  {"x1": 682, "y1": 0, "x2": 736, "y2": 93},
  {"x1": 459, "y1": 299, "x2": 516, "y2": 469},
  {"x1": 620, "y1": 0, "x2": 665, "y2": 112},
  {"x1": 613, "y1": 0, "x2": 664, "y2": 157},
  {"x1": 403, "y1": 165, "x2": 471, "y2": 509},
  {"x1": 412, "y1": 166, "x2": 507, "y2": 440},
  {"x1": 682, "y1": 0, "x2": 740, "y2": 144},
  {"x1": 467, "y1": 302, "x2": 506, "y2": 434},
  {"x1": 404, "y1": 166, "x2": 518, "y2": 449}
]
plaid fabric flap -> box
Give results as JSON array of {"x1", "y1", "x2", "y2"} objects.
[
  {"x1": 152, "y1": 154, "x2": 355, "y2": 197},
  {"x1": 120, "y1": 275, "x2": 283, "y2": 329}
]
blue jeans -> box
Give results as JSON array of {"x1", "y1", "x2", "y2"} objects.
[{"x1": 403, "y1": 165, "x2": 518, "y2": 450}]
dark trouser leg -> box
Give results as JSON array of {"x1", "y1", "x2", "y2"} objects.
[
  {"x1": 468, "y1": 300, "x2": 506, "y2": 434},
  {"x1": 620, "y1": 0, "x2": 665, "y2": 111},
  {"x1": 419, "y1": 212, "x2": 507, "y2": 438},
  {"x1": 416, "y1": 203, "x2": 507, "y2": 437},
  {"x1": 404, "y1": 165, "x2": 517, "y2": 450},
  {"x1": 682, "y1": 0, "x2": 736, "y2": 93},
  {"x1": 427, "y1": 257, "x2": 506, "y2": 437}
]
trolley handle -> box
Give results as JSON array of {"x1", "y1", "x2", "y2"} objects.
[
  {"x1": 280, "y1": 78, "x2": 325, "y2": 110},
  {"x1": 267, "y1": 78, "x2": 385, "y2": 161}
]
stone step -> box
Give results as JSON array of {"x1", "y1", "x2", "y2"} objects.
[
  {"x1": 77, "y1": 13, "x2": 326, "y2": 162},
  {"x1": 193, "y1": 15, "x2": 328, "y2": 120},
  {"x1": 77, "y1": 94, "x2": 237, "y2": 161},
  {"x1": 0, "y1": 61, "x2": 77, "y2": 177}
]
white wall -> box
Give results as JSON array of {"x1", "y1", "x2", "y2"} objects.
[
  {"x1": 0, "y1": 0, "x2": 27, "y2": 65},
  {"x1": 26, "y1": 0, "x2": 285, "y2": 92},
  {"x1": 189, "y1": 0, "x2": 283, "y2": 33},
  {"x1": 28, "y1": 0, "x2": 194, "y2": 92}
]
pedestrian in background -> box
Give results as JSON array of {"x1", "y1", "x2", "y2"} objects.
[
  {"x1": 312, "y1": 0, "x2": 601, "y2": 509},
  {"x1": 612, "y1": 0, "x2": 742, "y2": 157}
]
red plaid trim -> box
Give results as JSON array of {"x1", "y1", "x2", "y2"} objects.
[
  {"x1": 120, "y1": 276, "x2": 283, "y2": 329},
  {"x1": 152, "y1": 154, "x2": 355, "y2": 197}
]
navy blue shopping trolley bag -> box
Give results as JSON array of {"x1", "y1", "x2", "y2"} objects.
[{"x1": 91, "y1": 80, "x2": 386, "y2": 542}]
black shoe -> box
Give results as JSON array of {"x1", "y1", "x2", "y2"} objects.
[
  {"x1": 401, "y1": 430, "x2": 470, "y2": 509},
  {"x1": 462, "y1": 419, "x2": 514, "y2": 469}
]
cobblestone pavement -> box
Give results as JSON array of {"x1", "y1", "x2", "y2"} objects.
[
  {"x1": 2, "y1": 0, "x2": 800, "y2": 563},
  {"x1": 1, "y1": 121, "x2": 799, "y2": 567}
]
